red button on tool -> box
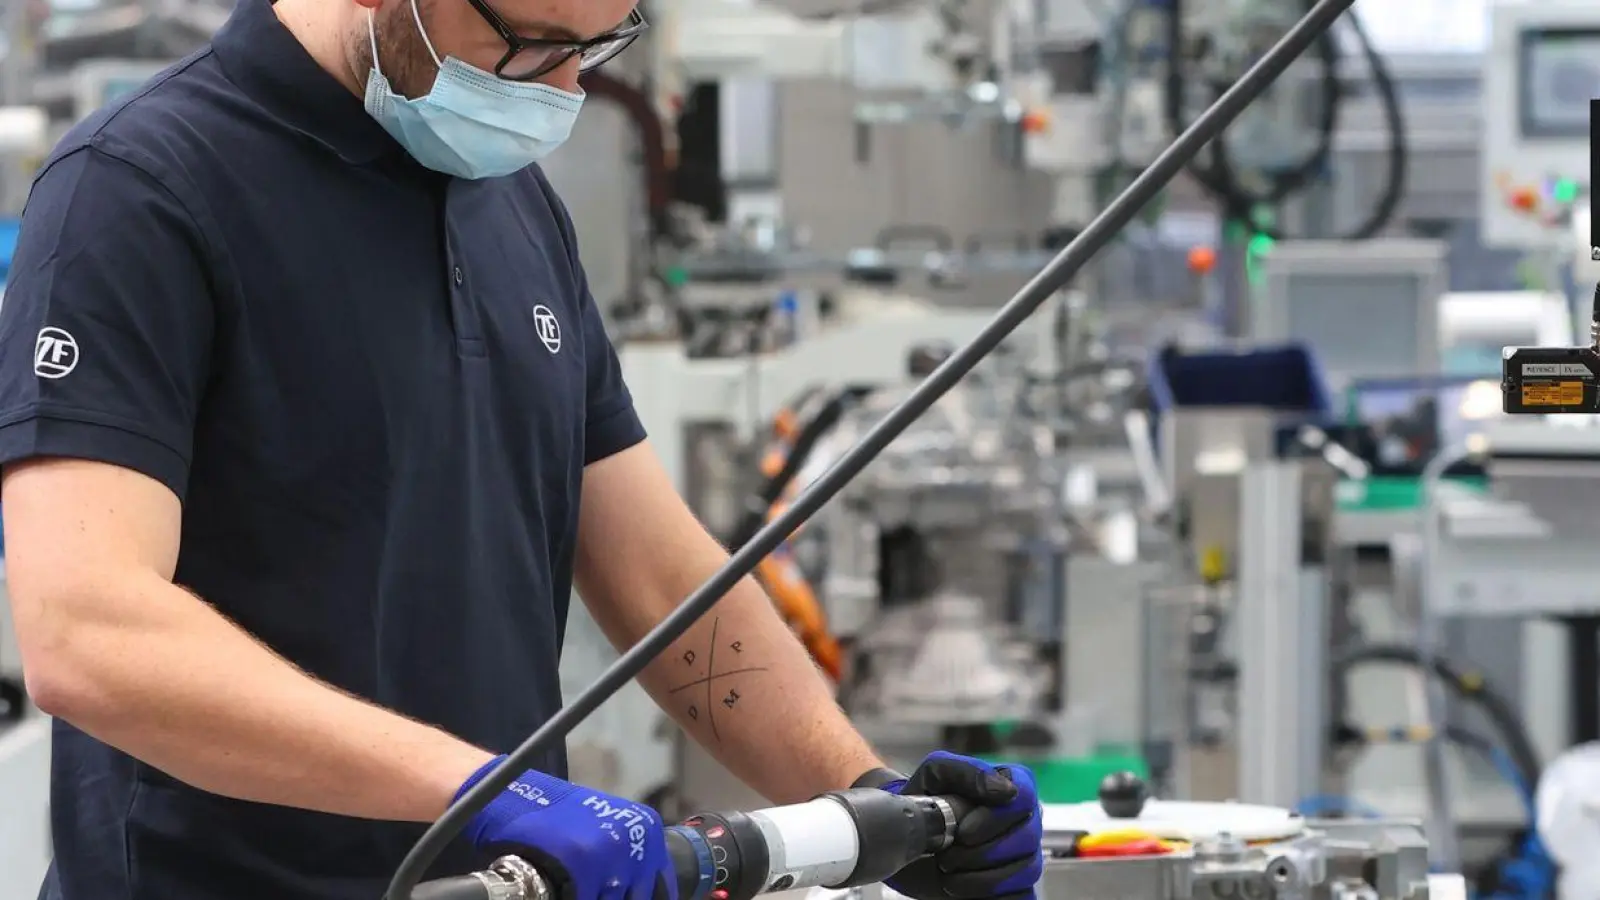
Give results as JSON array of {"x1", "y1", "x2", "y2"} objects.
[
  {"x1": 711, "y1": 890, "x2": 728, "y2": 899},
  {"x1": 683, "y1": 817, "x2": 704, "y2": 827},
  {"x1": 706, "y1": 826, "x2": 726, "y2": 839}
]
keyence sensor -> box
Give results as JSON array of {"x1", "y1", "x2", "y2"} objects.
[{"x1": 1502, "y1": 283, "x2": 1600, "y2": 414}]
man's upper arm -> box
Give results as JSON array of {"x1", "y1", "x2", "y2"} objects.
[
  {"x1": 530, "y1": 169, "x2": 645, "y2": 465},
  {"x1": 0, "y1": 145, "x2": 214, "y2": 499}
]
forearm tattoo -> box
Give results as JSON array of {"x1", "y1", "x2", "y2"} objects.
[{"x1": 668, "y1": 617, "x2": 767, "y2": 741}]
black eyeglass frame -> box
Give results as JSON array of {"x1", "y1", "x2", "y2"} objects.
[{"x1": 464, "y1": 1, "x2": 648, "y2": 81}]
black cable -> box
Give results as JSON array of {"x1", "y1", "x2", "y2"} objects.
[
  {"x1": 1591, "y1": 281, "x2": 1600, "y2": 351},
  {"x1": 384, "y1": 2, "x2": 1359, "y2": 893},
  {"x1": 1333, "y1": 644, "x2": 1543, "y2": 787},
  {"x1": 1566, "y1": 616, "x2": 1599, "y2": 744},
  {"x1": 1334, "y1": 722, "x2": 1526, "y2": 783},
  {"x1": 1198, "y1": 1, "x2": 1343, "y2": 215},
  {"x1": 1166, "y1": 1, "x2": 1405, "y2": 240},
  {"x1": 1326, "y1": 9, "x2": 1406, "y2": 240},
  {"x1": 1165, "y1": 0, "x2": 1339, "y2": 210}
]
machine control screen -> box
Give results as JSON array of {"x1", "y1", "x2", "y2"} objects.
[
  {"x1": 1282, "y1": 273, "x2": 1423, "y2": 382},
  {"x1": 1518, "y1": 27, "x2": 1600, "y2": 137}
]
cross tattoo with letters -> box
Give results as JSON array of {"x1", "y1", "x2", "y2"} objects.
[{"x1": 669, "y1": 618, "x2": 767, "y2": 741}]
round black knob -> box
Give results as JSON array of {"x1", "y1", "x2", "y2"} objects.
[
  {"x1": 907, "y1": 342, "x2": 955, "y2": 378},
  {"x1": 1098, "y1": 770, "x2": 1148, "y2": 819},
  {"x1": 0, "y1": 678, "x2": 24, "y2": 723}
]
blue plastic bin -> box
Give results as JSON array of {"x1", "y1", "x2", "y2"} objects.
[
  {"x1": 0, "y1": 218, "x2": 16, "y2": 557},
  {"x1": 0, "y1": 216, "x2": 18, "y2": 290},
  {"x1": 1148, "y1": 344, "x2": 1334, "y2": 415}
]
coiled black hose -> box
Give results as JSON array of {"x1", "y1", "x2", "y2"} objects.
[
  {"x1": 1333, "y1": 643, "x2": 1543, "y2": 786},
  {"x1": 1166, "y1": 0, "x2": 1406, "y2": 240}
]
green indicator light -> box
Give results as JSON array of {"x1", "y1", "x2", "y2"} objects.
[
  {"x1": 1554, "y1": 178, "x2": 1579, "y2": 203},
  {"x1": 1245, "y1": 233, "x2": 1275, "y2": 285}
]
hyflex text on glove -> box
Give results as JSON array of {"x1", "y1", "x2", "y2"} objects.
[{"x1": 459, "y1": 756, "x2": 677, "y2": 900}]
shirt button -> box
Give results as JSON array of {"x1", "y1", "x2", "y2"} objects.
[{"x1": 453, "y1": 266, "x2": 464, "y2": 286}]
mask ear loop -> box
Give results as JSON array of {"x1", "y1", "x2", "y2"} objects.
[
  {"x1": 366, "y1": 10, "x2": 385, "y2": 79},
  {"x1": 368, "y1": 1, "x2": 443, "y2": 82},
  {"x1": 407, "y1": 0, "x2": 445, "y2": 68}
]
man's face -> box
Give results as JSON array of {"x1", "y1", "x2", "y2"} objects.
[{"x1": 355, "y1": 0, "x2": 639, "y2": 97}]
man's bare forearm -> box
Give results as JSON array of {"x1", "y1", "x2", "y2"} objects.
[
  {"x1": 572, "y1": 447, "x2": 884, "y2": 803},
  {"x1": 21, "y1": 571, "x2": 493, "y2": 821},
  {"x1": 629, "y1": 573, "x2": 884, "y2": 804}
]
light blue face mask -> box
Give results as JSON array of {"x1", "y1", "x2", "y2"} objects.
[{"x1": 362, "y1": 2, "x2": 584, "y2": 180}]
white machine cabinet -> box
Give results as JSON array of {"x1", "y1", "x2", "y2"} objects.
[
  {"x1": 0, "y1": 716, "x2": 51, "y2": 900},
  {"x1": 1251, "y1": 239, "x2": 1446, "y2": 389},
  {"x1": 1482, "y1": 0, "x2": 1600, "y2": 249}
]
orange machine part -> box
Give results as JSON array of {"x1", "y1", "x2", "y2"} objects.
[
  {"x1": 755, "y1": 552, "x2": 843, "y2": 681},
  {"x1": 746, "y1": 406, "x2": 843, "y2": 681}
]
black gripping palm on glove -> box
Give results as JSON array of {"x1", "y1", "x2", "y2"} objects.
[{"x1": 866, "y1": 752, "x2": 1045, "y2": 900}]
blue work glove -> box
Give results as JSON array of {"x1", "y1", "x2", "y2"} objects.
[
  {"x1": 459, "y1": 756, "x2": 677, "y2": 900},
  {"x1": 872, "y1": 752, "x2": 1045, "y2": 900}
]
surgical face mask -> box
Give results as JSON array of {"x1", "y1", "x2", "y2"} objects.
[{"x1": 362, "y1": 1, "x2": 584, "y2": 179}]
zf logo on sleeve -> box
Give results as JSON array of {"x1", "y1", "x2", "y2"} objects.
[{"x1": 34, "y1": 327, "x2": 79, "y2": 379}]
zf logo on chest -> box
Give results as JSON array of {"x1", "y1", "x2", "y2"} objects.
[{"x1": 531, "y1": 304, "x2": 561, "y2": 354}]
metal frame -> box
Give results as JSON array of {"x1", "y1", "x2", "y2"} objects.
[
  {"x1": 1235, "y1": 462, "x2": 1327, "y2": 810},
  {"x1": 1252, "y1": 238, "x2": 1446, "y2": 384}
]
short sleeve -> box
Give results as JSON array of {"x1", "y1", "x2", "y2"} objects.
[
  {"x1": 530, "y1": 170, "x2": 645, "y2": 465},
  {"x1": 577, "y1": 291, "x2": 646, "y2": 465},
  {"x1": 0, "y1": 146, "x2": 214, "y2": 498}
]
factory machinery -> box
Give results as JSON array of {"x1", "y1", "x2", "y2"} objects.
[{"x1": 631, "y1": 0, "x2": 1413, "y2": 327}]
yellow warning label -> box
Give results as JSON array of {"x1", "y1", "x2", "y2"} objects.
[{"x1": 1521, "y1": 381, "x2": 1585, "y2": 405}]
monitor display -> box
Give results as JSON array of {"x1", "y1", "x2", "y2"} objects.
[{"x1": 1519, "y1": 27, "x2": 1600, "y2": 137}]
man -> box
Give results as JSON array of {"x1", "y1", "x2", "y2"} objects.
[{"x1": 0, "y1": 1, "x2": 1046, "y2": 899}]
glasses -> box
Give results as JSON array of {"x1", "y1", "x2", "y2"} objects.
[{"x1": 465, "y1": 1, "x2": 648, "y2": 82}]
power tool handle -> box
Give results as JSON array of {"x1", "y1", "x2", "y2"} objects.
[{"x1": 666, "y1": 827, "x2": 705, "y2": 898}]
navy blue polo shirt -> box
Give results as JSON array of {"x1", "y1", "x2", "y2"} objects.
[{"x1": 0, "y1": 0, "x2": 645, "y2": 897}]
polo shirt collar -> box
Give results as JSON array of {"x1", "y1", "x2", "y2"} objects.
[{"x1": 212, "y1": 0, "x2": 396, "y2": 165}]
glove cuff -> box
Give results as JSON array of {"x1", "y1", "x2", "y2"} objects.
[
  {"x1": 455, "y1": 754, "x2": 511, "y2": 803},
  {"x1": 851, "y1": 766, "x2": 908, "y2": 791}
]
